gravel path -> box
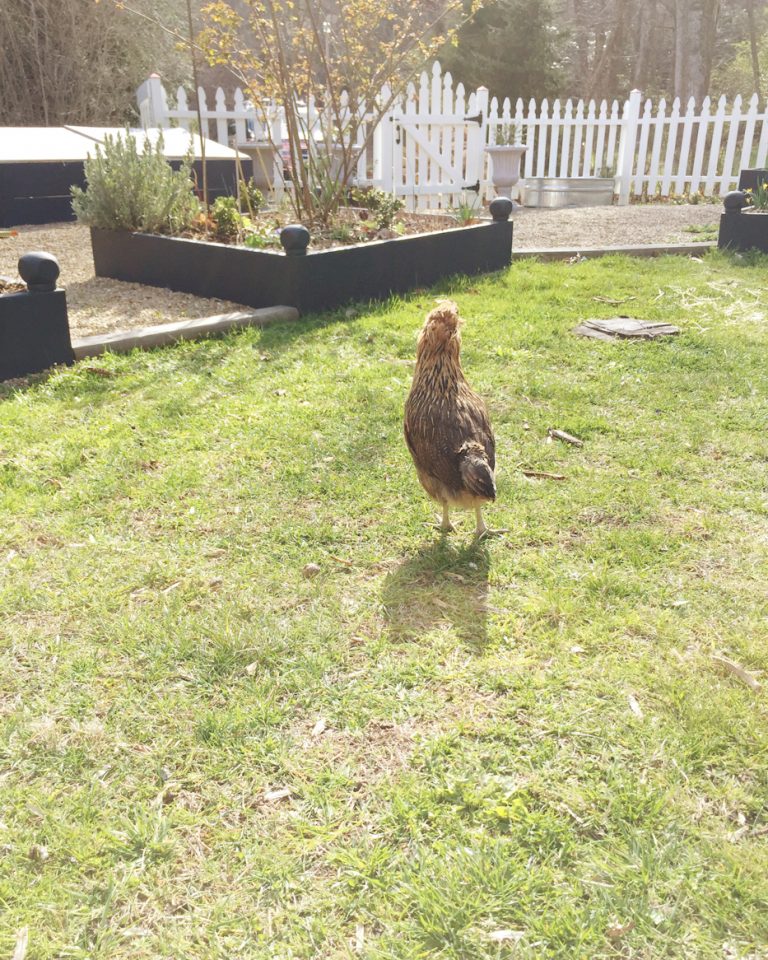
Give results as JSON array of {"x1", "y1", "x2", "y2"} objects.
[{"x1": 1, "y1": 205, "x2": 720, "y2": 338}]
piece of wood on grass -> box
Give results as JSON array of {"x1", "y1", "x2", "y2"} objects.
[
  {"x1": 711, "y1": 654, "x2": 762, "y2": 693},
  {"x1": 573, "y1": 317, "x2": 680, "y2": 341},
  {"x1": 523, "y1": 469, "x2": 567, "y2": 480},
  {"x1": 548, "y1": 428, "x2": 583, "y2": 447}
]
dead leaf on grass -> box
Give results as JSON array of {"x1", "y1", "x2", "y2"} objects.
[
  {"x1": 628, "y1": 694, "x2": 644, "y2": 719},
  {"x1": 711, "y1": 654, "x2": 762, "y2": 693},
  {"x1": 83, "y1": 366, "x2": 116, "y2": 378},
  {"x1": 606, "y1": 919, "x2": 635, "y2": 940},
  {"x1": 263, "y1": 787, "x2": 291, "y2": 803},
  {"x1": 28, "y1": 844, "x2": 49, "y2": 862},
  {"x1": 12, "y1": 927, "x2": 28, "y2": 960},
  {"x1": 488, "y1": 929, "x2": 524, "y2": 943},
  {"x1": 311, "y1": 718, "x2": 328, "y2": 737}
]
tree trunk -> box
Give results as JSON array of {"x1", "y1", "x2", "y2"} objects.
[
  {"x1": 673, "y1": 0, "x2": 720, "y2": 101},
  {"x1": 633, "y1": 0, "x2": 658, "y2": 89},
  {"x1": 746, "y1": 0, "x2": 762, "y2": 96}
]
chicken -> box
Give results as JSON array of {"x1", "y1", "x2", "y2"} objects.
[{"x1": 404, "y1": 300, "x2": 499, "y2": 538}]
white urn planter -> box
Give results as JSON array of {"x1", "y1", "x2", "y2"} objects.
[{"x1": 485, "y1": 144, "x2": 528, "y2": 199}]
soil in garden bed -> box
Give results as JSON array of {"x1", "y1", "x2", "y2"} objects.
[{"x1": 184, "y1": 208, "x2": 463, "y2": 251}]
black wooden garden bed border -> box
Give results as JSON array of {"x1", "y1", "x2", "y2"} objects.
[{"x1": 90, "y1": 216, "x2": 514, "y2": 314}]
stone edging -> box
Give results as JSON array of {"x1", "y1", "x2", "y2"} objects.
[
  {"x1": 71, "y1": 306, "x2": 300, "y2": 359},
  {"x1": 512, "y1": 241, "x2": 715, "y2": 261}
]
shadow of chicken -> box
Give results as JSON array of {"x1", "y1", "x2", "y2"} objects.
[{"x1": 404, "y1": 300, "x2": 500, "y2": 538}]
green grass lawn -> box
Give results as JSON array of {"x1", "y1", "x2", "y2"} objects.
[{"x1": 2, "y1": 251, "x2": 767, "y2": 959}]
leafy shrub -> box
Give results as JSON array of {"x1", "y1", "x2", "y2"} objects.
[
  {"x1": 239, "y1": 178, "x2": 265, "y2": 215},
  {"x1": 243, "y1": 226, "x2": 279, "y2": 249},
  {"x1": 211, "y1": 196, "x2": 243, "y2": 241},
  {"x1": 71, "y1": 132, "x2": 200, "y2": 234},
  {"x1": 350, "y1": 187, "x2": 405, "y2": 230}
]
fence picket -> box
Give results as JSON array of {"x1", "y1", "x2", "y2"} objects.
[
  {"x1": 689, "y1": 96, "x2": 710, "y2": 194},
  {"x1": 571, "y1": 99, "x2": 585, "y2": 177},
  {"x1": 674, "y1": 97, "x2": 696, "y2": 193},
  {"x1": 720, "y1": 94, "x2": 743, "y2": 193},
  {"x1": 739, "y1": 93, "x2": 760, "y2": 172},
  {"x1": 559, "y1": 99, "x2": 573, "y2": 177},
  {"x1": 536, "y1": 99, "x2": 548, "y2": 178},
  {"x1": 634, "y1": 98, "x2": 652, "y2": 193},
  {"x1": 524, "y1": 98, "x2": 536, "y2": 179},
  {"x1": 757, "y1": 101, "x2": 768, "y2": 167},
  {"x1": 593, "y1": 100, "x2": 608, "y2": 176},
  {"x1": 647, "y1": 98, "x2": 666, "y2": 194},
  {"x1": 548, "y1": 99, "x2": 561, "y2": 177},
  {"x1": 582, "y1": 100, "x2": 596, "y2": 176},
  {"x1": 704, "y1": 96, "x2": 727, "y2": 194},
  {"x1": 605, "y1": 100, "x2": 620, "y2": 177},
  {"x1": 660, "y1": 98, "x2": 680, "y2": 195}
]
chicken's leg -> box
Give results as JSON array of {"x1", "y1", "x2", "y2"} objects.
[
  {"x1": 474, "y1": 506, "x2": 507, "y2": 539},
  {"x1": 435, "y1": 503, "x2": 455, "y2": 534}
]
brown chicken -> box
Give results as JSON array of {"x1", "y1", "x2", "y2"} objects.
[{"x1": 404, "y1": 300, "x2": 498, "y2": 538}]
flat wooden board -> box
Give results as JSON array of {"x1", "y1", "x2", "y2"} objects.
[{"x1": 573, "y1": 317, "x2": 681, "y2": 340}]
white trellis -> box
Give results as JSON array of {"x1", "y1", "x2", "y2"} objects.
[{"x1": 137, "y1": 64, "x2": 768, "y2": 209}]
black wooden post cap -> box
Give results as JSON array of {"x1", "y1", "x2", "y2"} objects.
[
  {"x1": 280, "y1": 225, "x2": 311, "y2": 256},
  {"x1": 18, "y1": 251, "x2": 60, "y2": 292},
  {"x1": 489, "y1": 197, "x2": 514, "y2": 221},
  {"x1": 723, "y1": 190, "x2": 748, "y2": 214}
]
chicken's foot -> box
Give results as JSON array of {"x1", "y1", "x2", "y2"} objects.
[{"x1": 474, "y1": 506, "x2": 507, "y2": 540}]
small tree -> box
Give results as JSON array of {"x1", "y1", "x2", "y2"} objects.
[{"x1": 200, "y1": 0, "x2": 481, "y2": 225}]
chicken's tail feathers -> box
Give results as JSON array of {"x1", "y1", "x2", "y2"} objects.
[{"x1": 458, "y1": 442, "x2": 496, "y2": 501}]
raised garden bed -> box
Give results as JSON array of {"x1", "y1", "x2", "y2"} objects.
[
  {"x1": 717, "y1": 187, "x2": 768, "y2": 254},
  {"x1": 91, "y1": 201, "x2": 514, "y2": 314},
  {"x1": 0, "y1": 252, "x2": 74, "y2": 381}
]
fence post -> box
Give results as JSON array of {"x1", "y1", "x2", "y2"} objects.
[
  {"x1": 616, "y1": 88, "x2": 641, "y2": 205},
  {"x1": 136, "y1": 74, "x2": 168, "y2": 128},
  {"x1": 472, "y1": 86, "x2": 490, "y2": 196}
]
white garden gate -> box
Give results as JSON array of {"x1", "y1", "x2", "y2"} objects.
[{"x1": 379, "y1": 64, "x2": 490, "y2": 209}]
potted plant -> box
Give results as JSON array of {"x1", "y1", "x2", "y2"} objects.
[
  {"x1": 718, "y1": 179, "x2": 768, "y2": 254},
  {"x1": 485, "y1": 124, "x2": 528, "y2": 199}
]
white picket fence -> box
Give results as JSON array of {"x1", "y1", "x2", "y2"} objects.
[{"x1": 137, "y1": 63, "x2": 768, "y2": 208}]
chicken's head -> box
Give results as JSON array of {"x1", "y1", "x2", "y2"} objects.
[{"x1": 417, "y1": 299, "x2": 463, "y2": 358}]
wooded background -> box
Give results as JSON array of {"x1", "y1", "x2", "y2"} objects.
[{"x1": 1, "y1": 0, "x2": 766, "y2": 127}]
